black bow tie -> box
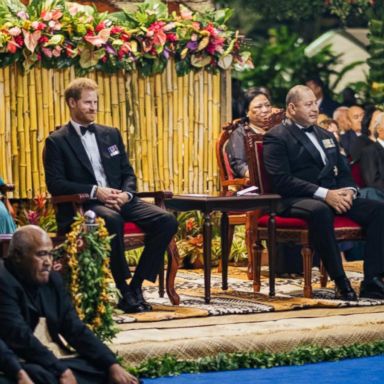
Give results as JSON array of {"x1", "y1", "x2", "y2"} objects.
[
  {"x1": 80, "y1": 124, "x2": 95, "y2": 135},
  {"x1": 302, "y1": 125, "x2": 314, "y2": 133}
]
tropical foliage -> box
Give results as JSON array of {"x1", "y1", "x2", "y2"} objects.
[
  {"x1": 0, "y1": 0, "x2": 252, "y2": 76},
  {"x1": 54, "y1": 214, "x2": 117, "y2": 341}
]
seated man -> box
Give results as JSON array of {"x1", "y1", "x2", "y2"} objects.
[
  {"x1": 0, "y1": 225, "x2": 139, "y2": 384},
  {"x1": 0, "y1": 339, "x2": 33, "y2": 384},
  {"x1": 263, "y1": 85, "x2": 384, "y2": 300},
  {"x1": 44, "y1": 78, "x2": 178, "y2": 313}
]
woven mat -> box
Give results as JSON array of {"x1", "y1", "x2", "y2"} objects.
[{"x1": 114, "y1": 262, "x2": 384, "y2": 323}]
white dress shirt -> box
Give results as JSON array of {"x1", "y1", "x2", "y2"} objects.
[{"x1": 71, "y1": 120, "x2": 107, "y2": 197}]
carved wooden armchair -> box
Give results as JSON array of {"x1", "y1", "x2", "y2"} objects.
[
  {"x1": 216, "y1": 119, "x2": 258, "y2": 279},
  {"x1": 50, "y1": 191, "x2": 180, "y2": 305},
  {"x1": 245, "y1": 131, "x2": 365, "y2": 298}
]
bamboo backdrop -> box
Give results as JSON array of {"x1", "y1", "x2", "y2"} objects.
[{"x1": 0, "y1": 63, "x2": 231, "y2": 199}]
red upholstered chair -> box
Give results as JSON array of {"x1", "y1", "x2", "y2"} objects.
[
  {"x1": 50, "y1": 192, "x2": 180, "y2": 305},
  {"x1": 350, "y1": 161, "x2": 366, "y2": 188},
  {"x1": 245, "y1": 131, "x2": 365, "y2": 298},
  {"x1": 216, "y1": 119, "x2": 258, "y2": 279}
]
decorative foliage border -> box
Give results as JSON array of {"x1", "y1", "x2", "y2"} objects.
[
  {"x1": 57, "y1": 214, "x2": 117, "y2": 341},
  {"x1": 0, "y1": 0, "x2": 252, "y2": 76},
  {"x1": 128, "y1": 340, "x2": 384, "y2": 378}
]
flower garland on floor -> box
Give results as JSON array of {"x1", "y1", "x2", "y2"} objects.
[
  {"x1": 60, "y1": 213, "x2": 117, "y2": 341},
  {"x1": 0, "y1": 0, "x2": 252, "y2": 76}
]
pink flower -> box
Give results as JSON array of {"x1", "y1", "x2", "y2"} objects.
[
  {"x1": 111, "y1": 26, "x2": 124, "y2": 35},
  {"x1": 8, "y1": 27, "x2": 21, "y2": 37},
  {"x1": 52, "y1": 46, "x2": 62, "y2": 57},
  {"x1": 84, "y1": 28, "x2": 111, "y2": 47},
  {"x1": 23, "y1": 30, "x2": 41, "y2": 53},
  {"x1": 17, "y1": 11, "x2": 28, "y2": 20},
  {"x1": 6, "y1": 40, "x2": 19, "y2": 54},
  {"x1": 41, "y1": 10, "x2": 53, "y2": 21},
  {"x1": 42, "y1": 47, "x2": 52, "y2": 57},
  {"x1": 51, "y1": 9, "x2": 63, "y2": 21},
  {"x1": 25, "y1": 210, "x2": 39, "y2": 225}
]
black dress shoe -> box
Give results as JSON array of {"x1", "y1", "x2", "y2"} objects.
[
  {"x1": 117, "y1": 289, "x2": 147, "y2": 313},
  {"x1": 133, "y1": 286, "x2": 152, "y2": 311},
  {"x1": 360, "y1": 276, "x2": 384, "y2": 299},
  {"x1": 334, "y1": 277, "x2": 358, "y2": 301}
]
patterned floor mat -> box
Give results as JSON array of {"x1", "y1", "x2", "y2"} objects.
[{"x1": 114, "y1": 264, "x2": 384, "y2": 323}]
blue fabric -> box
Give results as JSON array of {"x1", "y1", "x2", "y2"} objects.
[
  {"x1": 144, "y1": 356, "x2": 384, "y2": 384},
  {"x1": 0, "y1": 201, "x2": 16, "y2": 234}
]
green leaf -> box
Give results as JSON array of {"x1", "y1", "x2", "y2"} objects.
[{"x1": 79, "y1": 47, "x2": 105, "y2": 69}]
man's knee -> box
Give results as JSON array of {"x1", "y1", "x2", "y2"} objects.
[
  {"x1": 160, "y1": 211, "x2": 178, "y2": 235},
  {"x1": 306, "y1": 200, "x2": 334, "y2": 224}
]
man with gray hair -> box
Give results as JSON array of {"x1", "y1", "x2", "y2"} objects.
[
  {"x1": 333, "y1": 106, "x2": 351, "y2": 134},
  {"x1": 0, "y1": 225, "x2": 139, "y2": 384},
  {"x1": 263, "y1": 84, "x2": 384, "y2": 300}
]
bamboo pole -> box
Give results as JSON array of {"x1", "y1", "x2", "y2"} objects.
[
  {"x1": 206, "y1": 72, "x2": 213, "y2": 192},
  {"x1": 3, "y1": 67, "x2": 12, "y2": 187},
  {"x1": 16, "y1": 72, "x2": 26, "y2": 198},
  {"x1": 138, "y1": 74, "x2": 148, "y2": 191},
  {"x1": 117, "y1": 72, "x2": 127, "y2": 148},
  {"x1": 103, "y1": 74, "x2": 112, "y2": 126},
  {"x1": 212, "y1": 73, "x2": 221, "y2": 191},
  {"x1": 154, "y1": 73, "x2": 164, "y2": 188},
  {"x1": 161, "y1": 68, "x2": 170, "y2": 190},
  {"x1": 36, "y1": 68, "x2": 46, "y2": 195},
  {"x1": 111, "y1": 73, "x2": 120, "y2": 129},
  {"x1": 166, "y1": 62, "x2": 174, "y2": 191},
  {"x1": 23, "y1": 74, "x2": 32, "y2": 198},
  {"x1": 0, "y1": 69, "x2": 5, "y2": 180},
  {"x1": 29, "y1": 69, "x2": 40, "y2": 195},
  {"x1": 144, "y1": 76, "x2": 155, "y2": 190}
]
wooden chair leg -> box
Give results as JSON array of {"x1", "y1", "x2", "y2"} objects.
[
  {"x1": 218, "y1": 223, "x2": 235, "y2": 273},
  {"x1": 320, "y1": 261, "x2": 328, "y2": 288},
  {"x1": 253, "y1": 241, "x2": 263, "y2": 292},
  {"x1": 165, "y1": 238, "x2": 180, "y2": 305},
  {"x1": 158, "y1": 259, "x2": 165, "y2": 298},
  {"x1": 301, "y1": 245, "x2": 313, "y2": 298}
]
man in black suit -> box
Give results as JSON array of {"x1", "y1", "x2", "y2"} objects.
[
  {"x1": 0, "y1": 339, "x2": 34, "y2": 384},
  {"x1": 305, "y1": 77, "x2": 340, "y2": 118},
  {"x1": 263, "y1": 85, "x2": 384, "y2": 300},
  {"x1": 44, "y1": 78, "x2": 178, "y2": 313},
  {"x1": 0, "y1": 225, "x2": 138, "y2": 384},
  {"x1": 339, "y1": 105, "x2": 364, "y2": 157}
]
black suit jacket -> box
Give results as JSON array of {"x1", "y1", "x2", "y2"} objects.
[
  {"x1": 44, "y1": 122, "x2": 137, "y2": 231},
  {"x1": 0, "y1": 338, "x2": 21, "y2": 378},
  {"x1": 263, "y1": 119, "x2": 356, "y2": 212},
  {"x1": 0, "y1": 261, "x2": 117, "y2": 377},
  {"x1": 360, "y1": 141, "x2": 384, "y2": 191},
  {"x1": 340, "y1": 130, "x2": 358, "y2": 157}
]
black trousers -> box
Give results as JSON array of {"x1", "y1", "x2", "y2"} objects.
[
  {"x1": 281, "y1": 197, "x2": 384, "y2": 281},
  {"x1": 85, "y1": 196, "x2": 178, "y2": 289}
]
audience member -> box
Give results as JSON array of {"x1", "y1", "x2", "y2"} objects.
[
  {"x1": 340, "y1": 105, "x2": 364, "y2": 156},
  {"x1": 44, "y1": 78, "x2": 178, "y2": 314},
  {"x1": 333, "y1": 107, "x2": 351, "y2": 134},
  {"x1": 360, "y1": 112, "x2": 384, "y2": 192},
  {"x1": 305, "y1": 77, "x2": 340, "y2": 117},
  {"x1": 0, "y1": 177, "x2": 16, "y2": 234},
  {"x1": 263, "y1": 85, "x2": 384, "y2": 300},
  {"x1": 0, "y1": 225, "x2": 139, "y2": 384}
]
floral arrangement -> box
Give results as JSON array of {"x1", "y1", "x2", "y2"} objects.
[
  {"x1": 0, "y1": 0, "x2": 252, "y2": 76},
  {"x1": 56, "y1": 213, "x2": 117, "y2": 341},
  {"x1": 17, "y1": 194, "x2": 57, "y2": 232}
]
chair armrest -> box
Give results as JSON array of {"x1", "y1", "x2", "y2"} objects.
[
  {"x1": 221, "y1": 178, "x2": 250, "y2": 188},
  {"x1": 51, "y1": 194, "x2": 91, "y2": 205},
  {"x1": 0, "y1": 184, "x2": 15, "y2": 194}
]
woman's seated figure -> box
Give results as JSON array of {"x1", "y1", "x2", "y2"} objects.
[
  {"x1": 0, "y1": 177, "x2": 16, "y2": 234},
  {"x1": 226, "y1": 91, "x2": 277, "y2": 178}
]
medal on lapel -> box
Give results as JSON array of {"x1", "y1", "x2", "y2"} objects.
[
  {"x1": 322, "y1": 138, "x2": 336, "y2": 149},
  {"x1": 333, "y1": 166, "x2": 338, "y2": 176},
  {"x1": 108, "y1": 145, "x2": 120, "y2": 157}
]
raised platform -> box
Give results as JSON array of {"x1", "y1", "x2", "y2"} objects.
[{"x1": 108, "y1": 264, "x2": 384, "y2": 366}]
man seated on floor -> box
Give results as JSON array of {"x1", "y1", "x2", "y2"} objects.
[
  {"x1": 0, "y1": 225, "x2": 139, "y2": 384},
  {"x1": 263, "y1": 85, "x2": 384, "y2": 300},
  {"x1": 0, "y1": 338, "x2": 33, "y2": 384}
]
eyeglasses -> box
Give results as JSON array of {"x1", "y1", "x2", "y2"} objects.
[{"x1": 34, "y1": 250, "x2": 54, "y2": 259}]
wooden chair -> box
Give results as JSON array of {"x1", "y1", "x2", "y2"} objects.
[
  {"x1": 50, "y1": 191, "x2": 181, "y2": 305},
  {"x1": 216, "y1": 119, "x2": 259, "y2": 279},
  {"x1": 245, "y1": 131, "x2": 365, "y2": 298}
]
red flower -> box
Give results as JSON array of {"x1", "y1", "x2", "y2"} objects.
[
  {"x1": 95, "y1": 22, "x2": 106, "y2": 33},
  {"x1": 166, "y1": 33, "x2": 177, "y2": 42},
  {"x1": 111, "y1": 26, "x2": 124, "y2": 35},
  {"x1": 38, "y1": 36, "x2": 49, "y2": 44},
  {"x1": 14, "y1": 35, "x2": 24, "y2": 46},
  {"x1": 186, "y1": 218, "x2": 196, "y2": 232}
]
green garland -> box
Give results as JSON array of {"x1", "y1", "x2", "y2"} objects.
[
  {"x1": 0, "y1": 0, "x2": 252, "y2": 76},
  {"x1": 57, "y1": 213, "x2": 117, "y2": 342},
  {"x1": 126, "y1": 340, "x2": 384, "y2": 378}
]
